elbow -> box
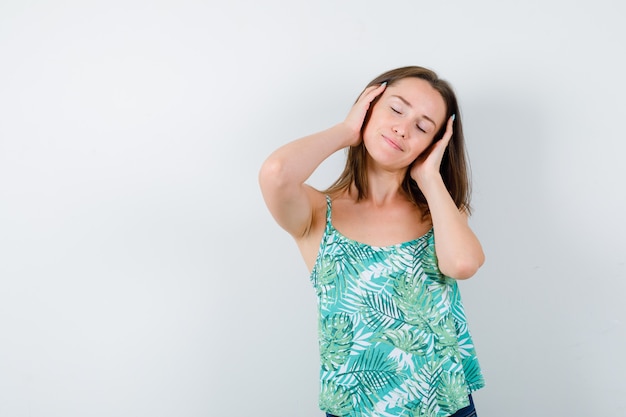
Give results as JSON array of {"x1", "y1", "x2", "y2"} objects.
[
  {"x1": 440, "y1": 253, "x2": 485, "y2": 280},
  {"x1": 259, "y1": 156, "x2": 290, "y2": 193}
]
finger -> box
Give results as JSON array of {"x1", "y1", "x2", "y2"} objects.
[
  {"x1": 371, "y1": 82, "x2": 387, "y2": 97},
  {"x1": 358, "y1": 82, "x2": 387, "y2": 104},
  {"x1": 440, "y1": 114, "x2": 455, "y2": 146}
]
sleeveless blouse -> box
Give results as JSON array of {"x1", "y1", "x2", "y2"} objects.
[{"x1": 310, "y1": 196, "x2": 485, "y2": 417}]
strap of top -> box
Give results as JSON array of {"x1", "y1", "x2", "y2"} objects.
[{"x1": 325, "y1": 195, "x2": 332, "y2": 223}]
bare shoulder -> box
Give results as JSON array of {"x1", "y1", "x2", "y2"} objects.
[{"x1": 296, "y1": 186, "x2": 328, "y2": 271}]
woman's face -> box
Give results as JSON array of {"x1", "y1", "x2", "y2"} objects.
[{"x1": 362, "y1": 77, "x2": 447, "y2": 170}]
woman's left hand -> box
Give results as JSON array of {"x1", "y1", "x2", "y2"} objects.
[{"x1": 410, "y1": 115, "x2": 454, "y2": 185}]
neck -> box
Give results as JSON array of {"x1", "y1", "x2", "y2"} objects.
[{"x1": 360, "y1": 164, "x2": 409, "y2": 207}]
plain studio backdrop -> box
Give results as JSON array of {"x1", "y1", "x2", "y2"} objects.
[{"x1": 1, "y1": 0, "x2": 624, "y2": 416}]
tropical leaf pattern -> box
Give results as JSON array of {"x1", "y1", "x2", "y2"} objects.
[
  {"x1": 310, "y1": 197, "x2": 485, "y2": 417},
  {"x1": 320, "y1": 312, "x2": 354, "y2": 371}
]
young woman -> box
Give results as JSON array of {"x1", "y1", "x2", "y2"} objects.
[{"x1": 259, "y1": 66, "x2": 485, "y2": 417}]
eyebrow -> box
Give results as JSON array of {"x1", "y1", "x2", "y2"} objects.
[{"x1": 391, "y1": 95, "x2": 438, "y2": 128}]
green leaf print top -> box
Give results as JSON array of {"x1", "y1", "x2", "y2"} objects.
[{"x1": 310, "y1": 197, "x2": 485, "y2": 417}]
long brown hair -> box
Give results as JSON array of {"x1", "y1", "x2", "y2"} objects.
[{"x1": 324, "y1": 66, "x2": 472, "y2": 216}]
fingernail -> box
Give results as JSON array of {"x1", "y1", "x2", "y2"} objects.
[
  {"x1": 381, "y1": 81, "x2": 387, "y2": 87},
  {"x1": 451, "y1": 114, "x2": 456, "y2": 121}
]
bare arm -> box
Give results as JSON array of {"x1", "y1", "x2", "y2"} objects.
[
  {"x1": 259, "y1": 84, "x2": 387, "y2": 238},
  {"x1": 259, "y1": 124, "x2": 356, "y2": 237},
  {"x1": 411, "y1": 116, "x2": 485, "y2": 279}
]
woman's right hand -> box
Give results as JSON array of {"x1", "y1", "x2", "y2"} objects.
[{"x1": 341, "y1": 83, "x2": 387, "y2": 146}]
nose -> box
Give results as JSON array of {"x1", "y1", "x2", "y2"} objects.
[{"x1": 392, "y1": 125, "x2": 406, "y2": 138}]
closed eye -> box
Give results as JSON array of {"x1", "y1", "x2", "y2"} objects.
[{"x1": 391, "y1": 106, "x2": 401, "y2": 114}]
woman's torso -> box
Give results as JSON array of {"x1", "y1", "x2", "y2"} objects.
[
  {"x1": 297, "y1": 188, "x2": 432, "y2": 272},
  {"x1": 307, "y1": 193, "x2": 485, "y2": 416}
]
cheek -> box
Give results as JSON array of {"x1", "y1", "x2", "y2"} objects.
[
  {"x1": 364, "y1": 102, "x2": 386, "y2": 126},
  {"x1": 361, "y1": 127, "x2": 377, "y2": 152},
  {"x1": 361, "y1": 111, "x2": 381, "y2": 138}
]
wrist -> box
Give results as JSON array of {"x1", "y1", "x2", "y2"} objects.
[
  {"x1": 334, "y1": 122, "x2": 361, "y2": 147},
  {"x1": 415, "y1": 172, "x2": 445, "y2": 197}
]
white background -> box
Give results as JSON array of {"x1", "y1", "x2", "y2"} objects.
[{"x1": 1, "y1": 1, "x2": 624, "y2": 416}]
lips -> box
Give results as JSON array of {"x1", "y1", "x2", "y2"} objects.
[{"x1": 382, "y1": 135, "x2": 403, "y2": 151}]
